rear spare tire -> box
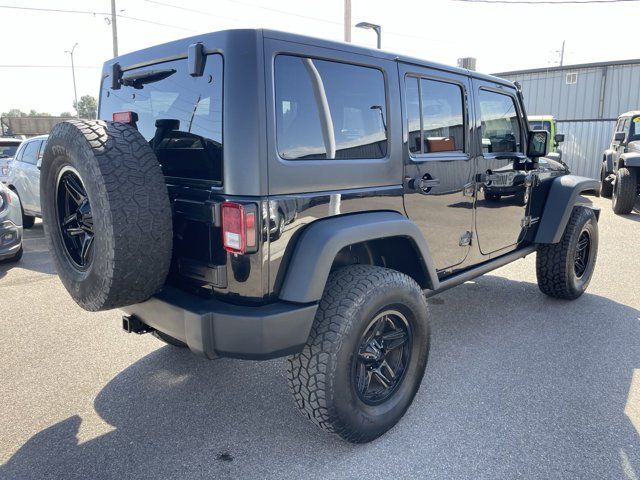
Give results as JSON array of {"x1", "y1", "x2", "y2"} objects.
[{"x1": 40, "y1": 120, "x2": 172, "y2": 311}]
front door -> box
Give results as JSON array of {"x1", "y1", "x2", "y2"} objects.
[
  {"x1": 472, "y1": 80, "x2": 529, "y2": 255},
  {"x1": 400, "y1": 64, "x2": 474, "y2": 273}
]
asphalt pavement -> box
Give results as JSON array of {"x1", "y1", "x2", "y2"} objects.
[{"x1": 0, "y1": 196, "x2": 639, "y2": 479}]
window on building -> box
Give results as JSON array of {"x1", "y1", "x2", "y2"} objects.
[
  {"x1": 275, "y1": 55, "x2": 388, "y2": 160},
  {"x1": 565, "y1": 72, "x2": 577, "y2": 85},
  {"x1": 478, "y1": 89, "x2": 522, "y2": 154},
  {"x1": 405, "y1": 76, "x2": 465, "y2": 155}
]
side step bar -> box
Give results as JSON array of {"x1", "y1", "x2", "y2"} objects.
[{"x1": 424, "y1": 245, "x2": 537, "y2": 298}]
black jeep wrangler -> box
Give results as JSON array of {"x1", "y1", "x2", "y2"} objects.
[
  {"x1": 599, "y1": 111, "x2": 640, "y2": 214},
  {"x1": 41, "y1": 29, "x2": 601, "y2": 443}
]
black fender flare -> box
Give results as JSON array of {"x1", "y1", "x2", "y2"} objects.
[
  {"x1": 603, "y1": 150, "x2": 615, "y2": 173},
  {"x1": 535, "y1": 175, "x2": 601, "y2": 244},
  {"x1": 278, "y1": 211, "x2": 439, "y2": 304},
  {"x1": 619, "y1": 152, "x2": 640, "y2": 168}
]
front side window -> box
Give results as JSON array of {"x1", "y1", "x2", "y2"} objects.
[
  {"x1": 478, "y1": 90, "x2": 522, "y2": 154},
  {"x1": 100, "y1": 54, "x2": 223, "y2": 181},
  {"x1": 20, "y1": 141, "x2": 40, "y2": 165},
  {"x1": 630, "y1": 117, "x2": 640, "y2": 141},
  {"x1": 405, "y1": 77, "x2": 465, "y2": 156},
  {"x1": 275, "y1": 55, "x2": 387, "y2": 160}
]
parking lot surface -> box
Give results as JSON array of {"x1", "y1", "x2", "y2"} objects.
[{"x1": 1, "y1": 196, "x2": 639, "y2": 480}]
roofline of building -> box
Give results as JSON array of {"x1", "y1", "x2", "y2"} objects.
[{"x1": 493, "y1": 58, "x2": 640, "y2": 77}]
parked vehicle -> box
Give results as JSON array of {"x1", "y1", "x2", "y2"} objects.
[
  {"x1": 6, "y1": 135, "x2": 47, "y2": 228},
  {"x1": 0, "y1": 138, "x2": 22, "y2": 184},
  {"x1": 598, "y1": 111, "x2": 640, "y2": 213},
  {"x1": 0, "y1": 182, "x2": 23, "y2": 262},
  {"x1": 40, "y1": 29, "x2": 601, "y2": 443},
  {"x1": 528, "y1": 115, "x2": 564, "y2": 161}
]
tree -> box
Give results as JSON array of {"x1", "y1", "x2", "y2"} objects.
[
  {"x1": 60, "y1": 112, "x2": 73, "y2": 118},
  {"x1": 1, "y1": 109, "x2": 27, "y2": 117},
  {"x1": 28, "y1": 109, "x2": 51, "y2": 117},
  {"x1": 73, "y1": 95, "x2": 97, "y2": 119}
]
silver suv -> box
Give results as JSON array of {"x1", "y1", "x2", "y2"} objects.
[
  {"x1": 0, "y1": 138, "x2": 22, "y2": 184},
  {"x1": 6, "y1": 135, "x2": 47, "y2": 228}
]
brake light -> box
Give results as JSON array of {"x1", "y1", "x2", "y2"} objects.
[
  {"x1": 221, "y1": 202, "x2": 258, "y2": 254},
  {"x1": 112, "y1": 111, "x2": 138, "y2": 124}
]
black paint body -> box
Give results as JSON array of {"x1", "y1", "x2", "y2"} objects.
[{"x1": 99, "y1": 29, "x2": 589, "y2": 359}]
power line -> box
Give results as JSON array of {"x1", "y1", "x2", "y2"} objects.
[
  {"x1": 452, "y1": 0, "x2": 639, "y2": 4},
  {"x1": 0, "y1": 65, "x2": 100, "y2": 68},
  {"x1": 0, "y1": 4, "x2": 193, "y2": 31},
  {"x1": 140, "y1": 0, "x2": 242, "y2": 23}
]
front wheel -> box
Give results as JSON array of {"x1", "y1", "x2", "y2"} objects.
[
  {"x1": 536, "y1": 206, "x2": 598, "y2": 300},
  {"x1": 612, "y1": 167, "x2": 637, "y2": 215},
  {"x1": 287, "y1": 265, "x2": 430, "y2": 443},
  {"x1": 599, "y1": 163, "x2": 613, "y2": 198}
]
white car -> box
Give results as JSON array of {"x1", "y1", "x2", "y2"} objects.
[
  {"x1": 6, "y1": 135, "x2": 47, "y2": 228},
  {"x1": 0, "y1": 138, "x2": 23, "y2": 184}
]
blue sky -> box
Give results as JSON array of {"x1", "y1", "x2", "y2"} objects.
[{"x1": 0, "y1": 0, "x2": 638, "y2": 115}]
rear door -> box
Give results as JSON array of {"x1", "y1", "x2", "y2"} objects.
[
  {"x1": 472, "y1": 79, "x2": 529, "y2": 255},
  {"x1": 399, "y1": 63, "x2": 474, "y2": 273},
  {"x1": 15, "y1": 140, "x2": 41, "y2": 213}
]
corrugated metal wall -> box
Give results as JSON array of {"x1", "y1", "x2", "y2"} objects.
[
  {"x1": 496, "y1": 60, "x2": 640, "y2": 179},
  {"x1": 556, "y1": 120, "x2": 615, "y2": 178}
]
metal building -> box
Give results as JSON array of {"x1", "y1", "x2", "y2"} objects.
[{"x1": 494, "y1": 59, "x2": 640, "y2": 179}]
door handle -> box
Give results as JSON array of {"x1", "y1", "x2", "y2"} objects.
[{"x1": 406, "y1": 176, "x2": 440, "y2": 193}]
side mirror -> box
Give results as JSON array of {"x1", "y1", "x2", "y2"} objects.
[
  {"x1": 554, "y1": 133, "x2": 565, "y2": 144},
  {"x1": 614, "y1": 131, "x2": 626, "y2": 142},
  {"x1": 36, "y1": 157, "x2": 42, "y2": 169},
  {"x1": 528, "y1": 130, "x2": 549, "y2": 158}
]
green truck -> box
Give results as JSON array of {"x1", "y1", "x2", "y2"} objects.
[{"x1": 528, "y1": 115, "x2": 564, "y2": 160}]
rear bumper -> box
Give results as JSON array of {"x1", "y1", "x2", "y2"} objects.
[
  {"x1": 122, "y1": 287, "x2": 318, "y2": 360},
  {"x1": 0, "y1": 220, "x2": 22, "y2": 261}
]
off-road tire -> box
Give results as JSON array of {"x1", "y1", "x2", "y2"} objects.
[
  {"x1": 153, "y1": 331, "x2": 188, "y2": 348},
  {"x1": 287, "y1": 265, "x2": 430, "y2": 443},
  {"x1": 536, "y1": 206, "x2": 598, "y2": 300},
  {"x1": 484, "y1": 191, "x2": 501, "y2": 202},
  {"x1": 612, "y1": 167, "x2": 637, "y2": 215},
  {"x1": 40, "y1": 120, "x2": 172, "y2": 311},
  {"x1": 599, "y1": 163, "x2": 613, "y2": 198}
]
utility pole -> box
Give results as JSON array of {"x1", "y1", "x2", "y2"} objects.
[
  {"x1": 559, "y1": 40, "x2": 565, "y2": 67},
  {"x1": 111, "y1": 0, "x2": 119, "y2": 57},
  {"x1": 344, "y1": 0, "x2": 351, "y2": 42},
  {"x1": 66, "y1": 43, "x2": 79, "y2": 119}
]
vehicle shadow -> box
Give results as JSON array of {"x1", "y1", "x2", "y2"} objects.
[{"x1": 2, "y1": 275, "x2": 639, "y2": 479}]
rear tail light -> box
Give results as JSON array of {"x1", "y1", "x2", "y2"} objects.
[
  {"x1": 112, "y1": 111, "x2": 139, "y2": 125},
  {"x1": 221, "y1": 202, "x2": 258, "y2": 254}
]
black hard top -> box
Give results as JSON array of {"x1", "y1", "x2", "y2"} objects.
[{"x1": 102, "y1": 28, "x2": 513, "y2": 87}]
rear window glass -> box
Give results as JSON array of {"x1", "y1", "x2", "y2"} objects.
[
  {"x1": 0, "y1": 143, "x2": 20, "y2": 158},
  {"x1": 275, "y1": 55, "x2": 387, "y2": 160},
  {"x1": 100, "y1": 54, "x2": 223, "y2": 182}
]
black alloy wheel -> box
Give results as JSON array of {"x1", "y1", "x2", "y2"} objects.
[
  {"x1": 573, "y1": 230, "x2": 591, "y2": 278},
  {"x1": 56, "y1": 166, "x2": 94, "y2": 270},
  {"x1": 353, "y1": 310, "x2": 412, "y2": 406}
]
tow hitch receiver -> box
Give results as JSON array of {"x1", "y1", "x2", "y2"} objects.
[{"x1": 122, "y1": 315, "x2": 154, "y2": 334}]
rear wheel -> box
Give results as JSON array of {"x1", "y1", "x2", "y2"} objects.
[
  {"x1": 40, "y1": 120, "x2": 173, "y2": 311},
  {"x1": 612, "y1": 167, "x2": 637, "y2": 215},
  {"x1": 287, "y1": 265, "x2": 430, "y2": 443},
  {"x1": 536, "y1": 207, "x2": 598, "y2": 300}
]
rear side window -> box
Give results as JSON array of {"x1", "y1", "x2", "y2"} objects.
[
  {"x1": 100, "y1": 54, "x2": 223, "y2": 182},
  {"x1": 0, "y1": 143, "x2": 20, "y2": 158},
  {"x1": 275, "y1": 55, "x2": 387, "y2": 160},
  {"x1": 405, "y1": 76, "x2": 465, "y2": 155},
  {"x1": 478, "y1": 89, "x2": 522, "y2": 154},
  {"x1": 20, "y1": 141, "x2": 40, "y2": 165}
]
